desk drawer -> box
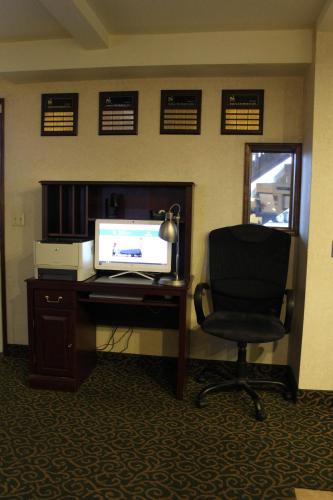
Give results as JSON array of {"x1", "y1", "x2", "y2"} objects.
[{"x1": 34, "y1": 290, "x2": 76, "y2": 309}]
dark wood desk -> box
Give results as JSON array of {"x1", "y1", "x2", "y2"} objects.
[{"x1": 26, "y1": 276, "x2": 191, "y2": 399}]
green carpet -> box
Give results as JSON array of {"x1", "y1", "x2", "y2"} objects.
[{"x1": 0, "y1": 352, "x2": 332, "y2": 499}]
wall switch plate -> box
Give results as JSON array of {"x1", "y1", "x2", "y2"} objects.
[{"x1": 12, "y1": 214, "x2": 25, "y2": 226}]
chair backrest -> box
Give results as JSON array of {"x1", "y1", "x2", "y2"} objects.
[{"x1": 209, "y1": 224, "x2": 291, "y2": 316}]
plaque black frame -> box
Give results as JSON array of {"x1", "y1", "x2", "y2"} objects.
[
  {"x1": 221, "y1": 89, "x2": 264, "y2": 135},
  {"x1": 41, "y1": 93, "x2": 78, "y2": 136},
  {"x1": 99, "y1": 91, "x2": 138, "y2": 135},
  {"x1": 160, "y1": 90, "x2": 202, "y2": 135}
]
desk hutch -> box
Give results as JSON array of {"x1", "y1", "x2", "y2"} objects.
[{"x1": 26, "y1": 180, "x2": 193, "y2": 399}]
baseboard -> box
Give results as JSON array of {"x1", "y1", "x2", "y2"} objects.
[
  {"x1": 5, "y1": 344, "x2": 29, "y2": 358},
  {"x1": 5, "y1": 346, "x2": 333, "y2": 400}
]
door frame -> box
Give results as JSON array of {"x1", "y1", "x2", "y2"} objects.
[{"x1": 0, "y1": 98, "x2": 7, "y2": 354}]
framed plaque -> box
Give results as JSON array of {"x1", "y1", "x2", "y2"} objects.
[
  {"x1": 41, "y1": 93, "x2": 78, "y2": 136},
  {"x1": 99, "y1": 91, "x2": 138, "y2": 135},
  {"x1": 160, "y1": 90, "x2": 201, "y2": 135},
  {"x1": 221, "y1": 90, "x2": 264, "y2": 135}
]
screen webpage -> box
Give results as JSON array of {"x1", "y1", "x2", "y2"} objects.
[{"x1": 98, "y1": 222, "x2": 169, "y2": 266}]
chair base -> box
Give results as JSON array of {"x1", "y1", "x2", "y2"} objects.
[
  {"x1": 196, "y1": 377, "x2": 294, "y2": 421},
  {"x1": 195, "y1": 342, "x2": 297, "y2": 421}
]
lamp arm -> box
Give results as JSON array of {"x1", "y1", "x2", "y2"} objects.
[
  {"x1": 167, "y1": 203, "x2": 181, "y2": 280},
  {"x1": 169, "y1": 203, "x2": 181, "y2": 214}
]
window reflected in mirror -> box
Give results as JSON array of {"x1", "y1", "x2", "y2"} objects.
[{"x1": 243, "y1": 144, "x2": 302, "y2": 234}]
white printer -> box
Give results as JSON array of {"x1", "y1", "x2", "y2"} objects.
[{"x1": 34, "y1": 240, "x2": 95, "y2": 281}]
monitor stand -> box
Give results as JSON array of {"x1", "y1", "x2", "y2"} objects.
[
  {"x1": 109, "y1": 271, "x2": 154, "y2": 281},
  {"x1": 95, "y1": 271, "x2": 155, "y2": 286}
]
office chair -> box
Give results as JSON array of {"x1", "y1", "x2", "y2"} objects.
[{"x1": 194, "y1": 224, "x2": 296, "y2": 420}]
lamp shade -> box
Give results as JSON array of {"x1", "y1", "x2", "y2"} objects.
[{"x1": 159, "y1": 218, "x2": 177, "y2": 243}]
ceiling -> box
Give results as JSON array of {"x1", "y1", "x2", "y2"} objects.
[
  {"x1": 0, "y1": 0, "x2": 328, "y2": 43},
  {"x1": 86, "y1": 0, "x2": 327, "y2": 34},
  {"x1": 0, "y1": 0, "x2": 332, "y2": 82}
]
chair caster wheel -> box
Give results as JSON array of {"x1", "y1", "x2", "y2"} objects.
[
  {"x1": 255, "y1": 409, "x2": 266, "y2": 421},
  {"x1": 254, "y1": 399, "x2": 266, "y2": 421},
  {"x1": 196, "y1": 397, "x2": 208, "y2": 408}
]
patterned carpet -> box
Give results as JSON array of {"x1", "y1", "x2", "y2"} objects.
[{"x1": 0, "y1": 352, "x2": 332, "y2": 500}]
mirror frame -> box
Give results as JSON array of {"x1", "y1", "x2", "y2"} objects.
[{"x1": 243, "y1": 143, "x2": 302, "y2": 235}]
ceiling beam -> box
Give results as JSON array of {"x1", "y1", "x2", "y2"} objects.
[
  {"x1": 317, "y1": 0, "x2": 333, "y2": 31},
  {"x1": 39, "y1": 0, "x2": 109, "y2": 49},
  {"x1": 0, "y1": 30, "x2": 313, "y2": 82}
]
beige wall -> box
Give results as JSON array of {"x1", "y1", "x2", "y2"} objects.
[
  {"x1": 299, "y1": 31, "x2": 333, "y2": 390},
  {"x1": 1, "y1": 75, "x2": 304, "y2": 364},
  {"x1": 288, "y1": 63, "x2": 314, "y2": 382}
]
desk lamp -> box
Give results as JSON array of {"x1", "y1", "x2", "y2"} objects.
[{"x1": 158, "y1": 203, "x2": 185, "y2": 286}]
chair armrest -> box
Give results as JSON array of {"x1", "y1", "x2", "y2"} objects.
[
  {"x1": 284, "y1": 289, "x2": 295, "y2": 333},
  {"x1": 194, "y1": 282, "x2": 210, "y2": 325}
]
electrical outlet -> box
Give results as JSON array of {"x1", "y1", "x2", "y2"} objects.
[{"x1": 12, "y1": 213, "x2": 25, "y2": 226}]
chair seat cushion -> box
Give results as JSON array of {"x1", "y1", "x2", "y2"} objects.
[{"x1": 202, "y1": 310, "x2": 285, "y2": 343}]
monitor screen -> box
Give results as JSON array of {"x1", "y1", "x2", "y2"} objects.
[{"x1": 94, "y1": 219, "x2": 172, "y2": 273}]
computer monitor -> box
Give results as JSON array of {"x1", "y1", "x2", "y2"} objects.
[{"x1": 94, "y1": 219, "x2": 172, "y2": 279}]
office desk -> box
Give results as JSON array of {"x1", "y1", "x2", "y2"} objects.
[{"x1": 26, "y1": 276, "x2": 191, "y2": 399}]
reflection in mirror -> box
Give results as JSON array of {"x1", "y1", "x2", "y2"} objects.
[{"x1": 243, "y1": 144, "x2": 302, "y2": 234}]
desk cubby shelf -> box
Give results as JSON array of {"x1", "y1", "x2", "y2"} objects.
[{"x1": 41, "y1": 180, "x2": 193, "y2": 281}]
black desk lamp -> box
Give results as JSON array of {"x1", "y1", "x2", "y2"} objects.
[{"x1": 158, "y1": 203, "x2": 185, "y2": 286}]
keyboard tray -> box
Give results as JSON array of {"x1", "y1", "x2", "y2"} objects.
[
  {"x1": 94, "y1": 276, "x2": 154, "y2": 286},
  {"x1": 89, "y1": 293, "x2": 143, "y2": 301}
]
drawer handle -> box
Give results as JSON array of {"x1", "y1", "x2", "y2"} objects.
[{"x1": 45, "y1": 295, "x2": 63, "y2": 304}]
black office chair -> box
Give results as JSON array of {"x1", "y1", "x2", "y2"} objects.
[{"x1": 194, "y1": 224, "x2": 296, "y2": 420}]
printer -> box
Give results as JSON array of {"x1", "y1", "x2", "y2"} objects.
[{"x1": 34, "y1": 240, "x2": 95, "y2": 281}]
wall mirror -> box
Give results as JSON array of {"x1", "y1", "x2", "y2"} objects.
[{"x1": 243, "y1": 143, "x2": 302, "y2": 234}]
